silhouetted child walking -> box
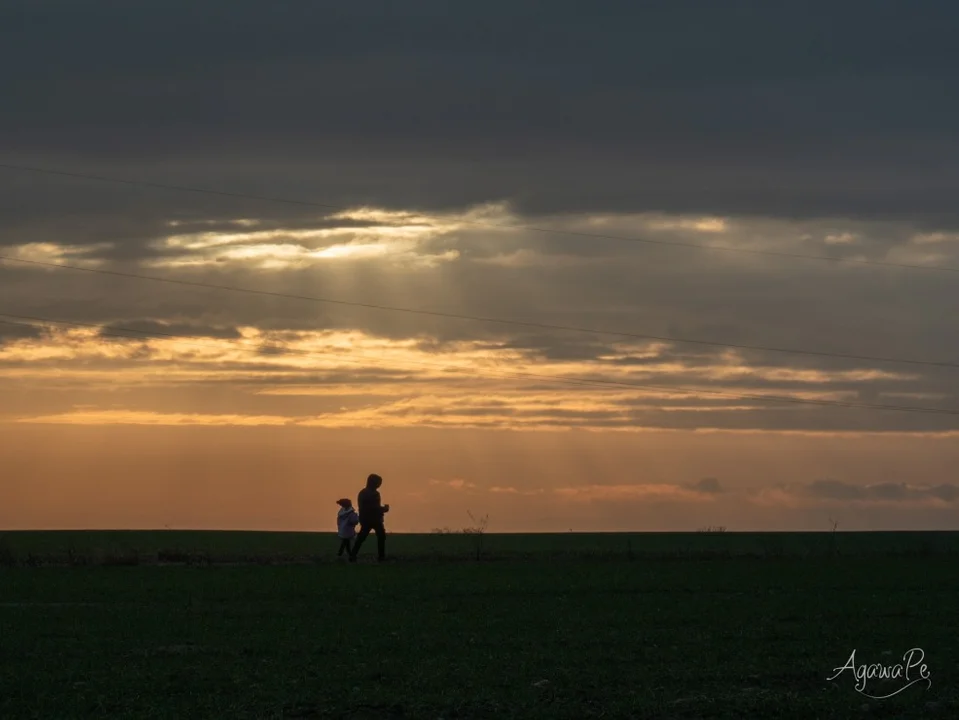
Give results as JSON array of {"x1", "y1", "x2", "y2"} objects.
[{"x1": 336, "y1": 498, "x2": 359, "y2": 557}]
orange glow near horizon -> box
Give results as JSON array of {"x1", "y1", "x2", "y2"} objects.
[{"x1": 3, "y1": 207, "x2": 959, "y2": 532}]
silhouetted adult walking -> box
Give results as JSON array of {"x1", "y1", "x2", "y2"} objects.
[{"x1": 349, "y1": 473, "x2": 390, "y2": 562}]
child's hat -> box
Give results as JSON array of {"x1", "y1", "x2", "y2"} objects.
[{"x1": 336, "y1": 498, "x2": 352, "y2": 507}]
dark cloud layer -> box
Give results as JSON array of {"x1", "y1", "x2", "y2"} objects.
[
  {"x1": 0, "y1": 321, "x2": 43, "y2": 344},
  {"x1": 3, "y1": 1, "x2": 959, "y2": 223},
  {"x1": 99, "y1": 319, "x2": 242, "y2": 341}
]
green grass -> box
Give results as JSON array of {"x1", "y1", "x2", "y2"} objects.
[{"x1": 1, "y1": 532, "x2": 956, "y2": 718}]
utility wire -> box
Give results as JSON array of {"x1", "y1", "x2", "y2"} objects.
[
  {"x1": 2, "y1": 312, "x2": 958, "y2": 418},
  {"x1": 2, "y1": 254, "x2": 958, "y2": 371},
  {"x1": 1, "y1": 162, "x2": 957, "y2": 274}
]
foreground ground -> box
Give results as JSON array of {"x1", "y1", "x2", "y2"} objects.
[{"x1": 1, "y1": 533, "x2": 956, "y2": 718}]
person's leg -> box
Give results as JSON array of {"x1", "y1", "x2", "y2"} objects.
[
  {"x1": 337, "y1": 538, "x2": 350, "y2": 556},
  {"x1": 375, "y1": 522, "x2": 386, "y2": 561},
  {"x1": 350, "y1": 525, "x2": 371, "y2": 560}
]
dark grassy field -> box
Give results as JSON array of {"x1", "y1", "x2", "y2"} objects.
[
  {"x1": 4, "y1": 529, "x2": 959, "y2": 565},
  {"x1": 1, "y1": 532, "x2": 957, "y2": 718}
]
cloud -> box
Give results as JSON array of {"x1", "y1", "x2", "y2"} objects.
[
  {"x1": 419, "y1": 479, "x2": 729, "y2": 503},
  {"x1": 17, "y1": 411, "x2": 291, "y2": 426},
  {"x1": 688, "y1": 477, "x2": 724, "y2": 494},
  {"x1": 552, "y1": 483, "x2": 721, "y2": 503},
  {"x1": 823, "y1": 232, "x2": 858, "y2": 245},
  {"x1": 0, "y1": 322, "x2": 44, "y2": 345},
  {"x1": 146, "y1": 212, "x2": 463, "y2": 270},
  {"x1": 2, "y1": 312, "x2": 958, "y2": 434},
  {"x1": 912, "y1": 232, "x2": 959, "y2": 245},
  {"x1": 5, "y1": 2, "x2": 959, "y2": 226},
  {"x1": 428, "y1": 478, "x2": 477, "y2": 491},
  {"x1": 99, "y1": 319, "x2": 242, "y2": 340},
  {"x1": 753, "y1": 479, "x2": 959, "y2": 508},
  {"x1": 474, "y1": 476, "x2": 959, "y2": 513}
]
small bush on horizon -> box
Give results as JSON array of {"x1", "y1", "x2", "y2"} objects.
[
  {"x1": 464, "y1": 511, "x2": 489, "y2": 560},
  {"x1": 429, "y1": 512, "x2": 490, "y2": 559}
]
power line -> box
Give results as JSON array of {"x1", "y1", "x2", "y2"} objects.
[
  {"x1": 2, "y1": 253, "x2": 958, "y2": 372},
  {"x1": 2, "y1": 312, "x2": 958, "y2": 419},
  {"x1": 1, "y1": 162, "x2": 958, "y2": 274}
]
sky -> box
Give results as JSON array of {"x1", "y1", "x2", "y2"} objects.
[{"x1": 2, "y1": 1, "x2": 959, "y2": 532}]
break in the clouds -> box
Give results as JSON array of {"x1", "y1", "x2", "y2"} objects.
[{"x1": 3, "y1": 205, "x2": 959, "y2": 434}]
